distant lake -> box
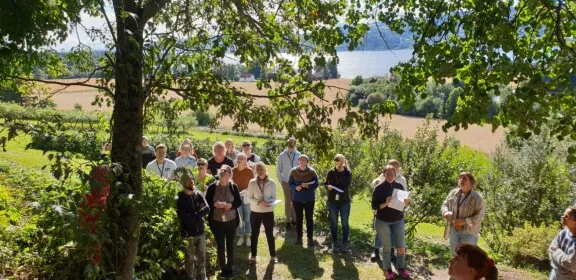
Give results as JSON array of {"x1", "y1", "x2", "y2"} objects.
[{"x1": 225, "y1": 50, "x2": 415, "y2": 79}]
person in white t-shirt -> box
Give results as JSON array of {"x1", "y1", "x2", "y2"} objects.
[{"x1": 146, "y1": 144, "x2": 178, "y2": 179}]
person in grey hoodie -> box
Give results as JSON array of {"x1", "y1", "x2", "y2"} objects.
[{"x1": 276, "y1": 137, "x2": 300, "y2": 229}]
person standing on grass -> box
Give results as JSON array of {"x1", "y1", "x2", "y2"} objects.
[
  {"x1": 441, "y1": 172, "x2": 485, "y2": 256},
  {"x1": 289, "y1": 154, "x2": 319, "y2": 248},
  {"x1": 370, "y1": 168, "x2": 386, "y2": 263},
  {"x1": 241, "y1": 140, "x2": 261, "y2": 169},
  {"x1": 277, "y1": 137, "x2": 300, "y2": 229},
  {"x1": 449, "y1": 244, "x2": 498, "y2": 280},
  {"x1": 205, "y1": 165, "x2": 242, "y2": 279},
  {"x1": 549, "y1": 207, "x2": 576, "y2": 280},
  {"x1": 175, "y1": 144, "x2": 198, "y2": 169},
  {"x1": 141, "y1": 136, "x2": 156, "y2": 169},
  {"x1": 176, "y1": 171, "x2": 210, "y2": 280},
  {"x1": 232, "y1": 154, "x2": 255, "y2": 247},
  {"x1": 247, "y1": 162, "x2": 278, "y2": 264},
  {"x1": 225, "y1": 139, "x2": 239, "y2": 164},
  {"x1": 387, "y1": 159, "x2": 408, "y2": 264},
  {"x1": 372, "y1": 165, "x2": 410, "y2": 280},
  {"x1": 194, "y1": 158, "x2": 215, "y2": 195},
  {"x1": 324, "y1": 154, "x2": 352, "y2": 254},
  {"x1": 145, "y1": 144, "x2": 178, "y2": 179},
  {"x1": 207, "y1": 142, "x2": 235, "y2": 176}
]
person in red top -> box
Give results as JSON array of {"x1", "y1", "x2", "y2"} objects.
[{"x1": 232, "y1": 153, "x2": 255, "y2": 247}]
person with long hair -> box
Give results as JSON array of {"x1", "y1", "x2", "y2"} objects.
[
  {"x1": 204, "y1": 165, "x2": 242, "y2": 279},
  {"x1": 372, "y1": 165, "x2": 410, "y2": 279},
  {"x1": 175, "y1": 144, "x2": 198, "y2": 169},
  {"x1": 324, "y1": 154, "x2": 352, "y2": 253},
  {"x1": 241, "y1": 140, "x2": 261, "y2": 169},
  {"x1": 449, "y1": 244, "x2": 498, "y2": 280},
  {"x1": 549, "y1": 207, "x2": 576, "y2": 280},
  {"x1": 441, "y1": 172, "x2": 485, "y2": 255},
  {"x1": 176, "y1": 138, "x2": 199, "y2": 160},
  {"x1": 289, "y1": 154, "x2": 319, "y2": 248},
  {"x1": 225, "y1": 139, "x2": 239, "y2": 164},
  {"x1": 232, "y1": 153, "x2": 255, "y2": 247},
  {"x1": 194, "y1": 158, "x2": 215, "y2": 195},
  {"x1": 247, "y1": 162, "x2": 278, "y2": 263}
]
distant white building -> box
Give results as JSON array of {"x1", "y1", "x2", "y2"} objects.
[{"x1": 239, "y1": 73, "x2": 256, "y2": 82}]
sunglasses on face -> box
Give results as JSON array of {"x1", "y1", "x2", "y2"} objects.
[{"x1": 243, "y1": 144, "x2": 251, "y2": 147}]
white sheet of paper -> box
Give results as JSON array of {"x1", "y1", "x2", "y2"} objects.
[
  {"x1": 302, "y1": 181, "x2": 316, "y2": 186},
  {"x1": 267, "y1": 199, "x2": 282, "y2": 205},
  {"x1": 330, "y1": 186, "x2": 344, "y2": 193},
  {"x1": 389, "y1": 189, "x2": 410, "y2": 211}
]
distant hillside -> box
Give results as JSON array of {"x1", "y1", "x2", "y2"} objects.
[{"x1": 337, "y1": 24, "x2": 414, "y2": 51}]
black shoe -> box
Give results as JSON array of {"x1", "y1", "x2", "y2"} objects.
[
  {"x1": 331, "y1": 244, "x2": 340, "y2": 253},
  {"x1": 370, "y1": 248, "x2": 381, "y2": 263},
  {"x1": 286, "y1": 221, "x2": 293, "y2": 230},
  {"x1": 295, "y1": 237, "x2": 303, "y2": 245}
]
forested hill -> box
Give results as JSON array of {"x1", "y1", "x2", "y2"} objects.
[{"x1": 336, "y1": 24, "x2": 414, "y2": 51}]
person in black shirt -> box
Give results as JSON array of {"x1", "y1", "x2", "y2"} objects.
[
  {"x1": 141, "y1": 136, "x2": 156, "y2": 169},
  {"x1": 207, "y1": 142, "x2": 235, "y2": 176},
  {"x1": 176, "y1": 170, "x2": 210, "y2": 280},
  {"x1": 324, "y1": 154, "x2": 352, "y2": 253},
  {"x1": 371, "y1": 165, "x2": 411, "y2": 280}
]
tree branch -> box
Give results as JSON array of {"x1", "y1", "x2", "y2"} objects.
[
  {"x1": 414, "y1": 1, "x2": 444, "y2": 57},
  {"x1": 98, "y1": 0, "x2": 119, "y2": 49},
  {"x1": 142, "y1": 0, "x2": 171, "y2": 24}
]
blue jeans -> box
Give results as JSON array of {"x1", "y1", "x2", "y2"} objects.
[
  {"x1": 449, "y1": 226, "x2": 479, "y2": 255},
  {"x1": 236, "y1": 202, "x2": 252, "y2": 236},
  {"x1": 328, "y1": 202, "x2": 351, "y2": 244},
  {"x1": 375, "y1": 218, "x2": 406, "y2": 270}
]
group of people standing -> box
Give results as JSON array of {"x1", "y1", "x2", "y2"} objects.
[{"x1": 141, "y1": 135, "x2": 502, "y2": 280}]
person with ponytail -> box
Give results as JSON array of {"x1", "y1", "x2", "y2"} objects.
[
  {"x1": 449, "y1": 244, "x2": 498, "y2": 280},
  {"x1": 324, "y1": 154, "x2": 352, "y2": 253},
  {"x1": 549, "y1": 207, "x2": 576, "y2": 280}
]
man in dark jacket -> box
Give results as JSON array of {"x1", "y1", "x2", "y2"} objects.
[{"x1": 177, "y1": 175, "x2": 210, "y2": 280}]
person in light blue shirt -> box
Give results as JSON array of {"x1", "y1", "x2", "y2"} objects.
[
  {"x1": 276, "y1": 137, "x2": 301, "y2": 229},
  {"x1": 175, "y1": 144, "x2": 197, "y2": 169}
]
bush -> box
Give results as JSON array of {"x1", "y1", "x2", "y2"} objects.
[
  {"x1": 367, "y1": 92, "x2": 385, "y2": 105},
  {"x1": 351, "y1": 75, "x2": 363, "y2": 86},
  {"x1": 195, "y1": 111, "x2": 213, "y2": 127},
  {"x1": 502, "y1": 223, "x2": 558, "y2": 269},
  {"x1": 358, "y1": 99, "x2": 370, "y2": 111},
  {"x1": 74, "y1": 103, "x2": 83, "y2": 111}
]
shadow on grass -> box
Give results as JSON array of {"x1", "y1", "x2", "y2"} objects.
[
  {"x1": 276, "y1": 238, "x2": 324, "y2": 279},
  {"x1": 232, "y1": 235, "x2": 252, "y2": 279},
  {"x1": 330, "y1": 254, "x2": 359, "y2": 280}
]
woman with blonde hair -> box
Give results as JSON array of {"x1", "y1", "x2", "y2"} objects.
[
  {"x1": 247, "y1": 162, "x2": 278, "y2": 263},
  {"x1": 441, "y1": 172, "x2": 485, "y2": 256},
  {"x1": 225, "y1": 139, "x2": 239, "y2": 163},
  {"x1": 241, "y1": 140, "x2": 261, "y2": 169},
  {"x1": 232, "y1": 153, "x2": 255, "y2": 247},
  {"x1": 176, "y1": 138, "x2": 199, "y2": 160},
  {"x1": 324, "y1": 154, "x2": 352, "y2": 253}
]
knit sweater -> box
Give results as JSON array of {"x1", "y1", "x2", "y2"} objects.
[
  {"x1": 440, "y1": 188, "x2": 485, "y2": 236},
  {"x1": 232, "y1": 167, "x2": 255, "y2": 191},
  {"x1": 288, "y1": 167, "x2": 319, "y2": 203},
  {"x1": 247, "y1": 177, "x2": 277, "y2": 213},
  {"x1": 324, "y1": 168, "x2": 352, "y2": 204},
  {"x1": 550, "y1": 228, "x2": 576, "y2": 280}
]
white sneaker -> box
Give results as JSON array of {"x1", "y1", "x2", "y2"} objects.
[
  {"x1": 237, "y1": 237, "x2": 245, "y2": 246},
  {"x1": 246, "y1": 236, "x2": 251, "y2": 247}
]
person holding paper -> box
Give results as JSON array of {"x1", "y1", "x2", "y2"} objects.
[
  {"x1": 205, "y1": 165, "x2": 242, "y2": 279},
  {"x1": 247, "y1": 162, "x2": 278, "y2": 264},
  {"x1": 289, "y1": 154, "x2": 320, "y2": 248},
  {"x1": 232, "y1": 154, "x2": 255, "y2": 247},
  {"x1": 324, "y1": 154, "x2": 352, "y2": 253},
  {"x1": 371, "y1": 165, "x2": 411, "y2": 280},
  {"x1": 441, "y1": 172, "x2": 485, "y2": 256}
]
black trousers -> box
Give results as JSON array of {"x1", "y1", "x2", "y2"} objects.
[
  {"x1": 250, "y1": 211, "x2": 276, "y2": 257},
  {"x1": 212, "y1": 219, "x2": 236, "y2": 272},
  {"x1": 293, "y1": 200, "x2": 315, "y2": 239}
]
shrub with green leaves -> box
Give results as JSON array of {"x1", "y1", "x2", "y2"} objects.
[{"x1": 502, "y1": 223, "x2": 559, "y2": 269}]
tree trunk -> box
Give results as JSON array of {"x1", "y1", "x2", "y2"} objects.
[{"x1": 107, "y1": 1, "x2": 145, "y2": 278}]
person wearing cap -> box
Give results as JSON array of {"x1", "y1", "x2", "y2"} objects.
[
  {"x1": 145, "y1": 144, "x2": 178, "y2": 179},
  {"x1": 194, "y1": 158, "x2": 216, "y2": 195},
  {"x1": 277, "y1": 137, "x2": 300, "y2": 229},
  {"x1": 176, "y1": 144, "x2": 198, "y2": 169},
  {"x1": 141, "y1": 136, "x2": 156, "y2": 169},
  {"x1": 241, "y1": 140, "x2": 261, "y2": 169},
  {"x1": 288, "y1": 154, "x2": 319, "y2": 248}
]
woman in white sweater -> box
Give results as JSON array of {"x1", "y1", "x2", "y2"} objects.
[{"x1": 247, "y1": 162, "x2": 278, "y2": 263}]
